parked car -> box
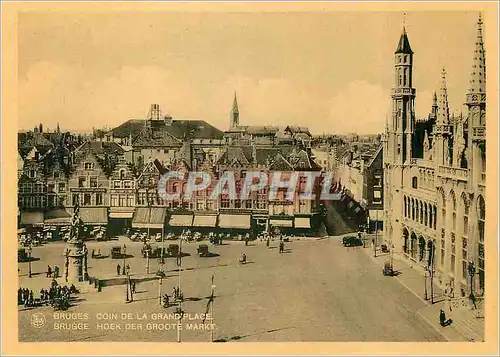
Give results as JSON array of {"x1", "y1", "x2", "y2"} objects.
[
  {"x1": 18, "y1": 248, "x2": 29, "y2": 262},
  {"x1": 155, "y1": 233, "x2": 163, "y2": 242},
  {"x1": 197, "y1": 244, "x2": 209, "y2": 257},
  {"x1": 342, "y1": 236, "x2": 363, "y2": 247},
  {"x1": 167, "y1": 244, "x2": 180, "y2": 257},
  {"x1": 111, "y1": 246, "x2": 122, "y2": 259}
]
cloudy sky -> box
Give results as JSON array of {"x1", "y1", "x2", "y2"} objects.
[{"x1": 18, "y1": 9, "x2": 482, "y2": 134}]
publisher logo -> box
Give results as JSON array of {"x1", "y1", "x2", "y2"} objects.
[{"x1": 31, "y1": 312, "x2": 46, "y2": 328}]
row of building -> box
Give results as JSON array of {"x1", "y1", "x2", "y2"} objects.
[{"x1": 18, "y1": 98, "x2": 330, "y2": 238}]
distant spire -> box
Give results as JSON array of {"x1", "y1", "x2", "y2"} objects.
[
  {"x1": 232, "y1": 92, "x2": 239, "y2": 114},
  {"x1": 432, "y1": 91, "x2": 438, "y2": 107},
  {"x1": 437, "y1": 67, "x2": 450, "y2": 125},
  {"x1": 56, "y1": 122, "x2": 61, "y2": 134},
  {"x1": 468, "y1": 13, "x2": 486, "y2": 95}
]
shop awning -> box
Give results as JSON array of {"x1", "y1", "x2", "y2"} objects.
[
  {"x1": 132, "y1": 207, "x2": 166, "y2": 229},
  {"x1": 168, "y1": 214, "x2": 194, "y2": 227},
  {"x1": 78, "y1": 207, "x2": 108, "y2": 225},
  {"x1": 193, "y1": 215, "x2": 217, "y2": 227},
  {"x1": 218, "y1": 214, "x2": 251, "y2": 229},
  {"x1": 109, "y1": 207, "x2": 135, "y2": 219},
  {"x1": 294, "y1": 217, "x2": 311, "y2": 229},
  {"x1": 44, "y1": 209, "x2": 72, "y2": 226},
  {"x1": 269, "y1": 219, "x2": 293, "y2": 228},
  {"x1": 369, "y1": 210, "x2": 384, "y2": 220},
  {"x1": 20, "y1": 211, "x2": 44, "y2": 226}
]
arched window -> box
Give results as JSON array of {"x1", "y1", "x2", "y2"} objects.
[
  {"x1": 420, "y1": 201, "x2": 424, "y2": 225},
  {"x1": 462, "y1": 195, "x2": 469, "y2": 280},
  {"x1": 478, "y1": 196, "x2": 485, "y2": 292},
  {"x1": 403, "y1": 69, "x2": 407, "y2": 86},
  {"x1": 412, "y1": 176, "x2": 418, "y2": 189},
  {"x1": 419, "y1": 236, "x2": 426, "y2": 261},
  {"x1": 172, "y1": 182, "x2": 179, "y2": 194},
  {"x1": 424, "y1": 203, "x2": 428, "y2": 226},
  {"x1": 416, "y1": 201, "x2": 420, "y2": 222},
  {"x1": 433, "y1": 205, "x2": 437, "y2": 229},
  {"x1": 451, "y1": 192, "x2": 457, "y2": 232},
  {"x1": 411, "y1": 198, "x2": 415, "y2": 220},
  {"x1": 119, "y1": 169, "x2": 125, "y2": 180}
]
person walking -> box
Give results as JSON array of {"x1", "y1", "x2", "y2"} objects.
[
  {"x1": 46, "y1": 265, "x2": 52, "y2": 278},
  {"x1": 117, "y1": 263, "x2": 121, "y2": 276}
]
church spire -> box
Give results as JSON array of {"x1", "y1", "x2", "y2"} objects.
[
  {"x1": 230, "y1": 92, "x2": 240, "y2": 129},
  {"x1": 437, "y1": 67, "x2": 450, "y2": 126},
  {"x1": 395, "y1": 26, "x2": 413, "y2": 54},
  {"x1": 467, "y1": 13, "x2": 486, "y2": 99}
]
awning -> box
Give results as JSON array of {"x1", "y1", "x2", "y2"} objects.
[
  {"x1": 132, "y1": 207, "x2": 166, "y2": 229},
  {"x1": 20, "y1": 211, "x2": 44, "y2": 226},
  {"x1": 294, "y1": 217, "x2": 311, "y2": 228},
  {"x1": 44, "y1": 209, "x2": 72, "y2": 226},
  {"x1": 168, "y1": 214, "x2": 194, "y2": 227},
  {"x1": 78, "y1": 207, "x2": 108, "y2": 225},
  {"x1": 269, "y1": 219, "x2": 293, "y2": 228},
  {"x1": 193, "y1": 215, "x2": 217, "y2": 227},
  {"x1": 369, "y1": 210, "x2": 384, "y2": 220},
  {"x1": 218, "y1": 214, "x2": 251, "y2": 229},
  {"x1": 109, "y1": 207, "x2": 135, "y2": 219}
]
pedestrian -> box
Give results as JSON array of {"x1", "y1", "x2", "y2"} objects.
[
  {"x1": 439, "y1": 309, "x2": 452, "y2": 327},
  {"x1": 117, "y1": 263, "x2": 121, "y2": 276},
  {"x1": 132, "y1": 281, "x2": 136, "y2": 293},
  {"x1": 92, "y1": 249, "x2": 95, "y2": 258},
  {"x1": 172, "y1": 287, "x2": 177, "y2": 299},
  {"x1": 47, "y1": 265, "x2": 52, "y2": 278}
]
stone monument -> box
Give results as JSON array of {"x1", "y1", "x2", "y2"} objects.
[{"x1": 64, "y1": 199, "x2": 89, "y2": 283}]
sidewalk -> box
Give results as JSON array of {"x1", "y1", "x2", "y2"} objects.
[{"x1": 361, "y1": 244, "x2": 484, "y2": 342}]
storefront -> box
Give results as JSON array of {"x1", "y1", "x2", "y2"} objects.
[
  {"x1": 218, "y1": 214, "x2": 251, "y2": 230},
  {"x1": 44, "y1": 209, "x2": 72, "y2": 240},
  {"x1": 20, "y1": 211, "x2": 44, "y2": 233},
  {"x1": 132, "y1": 207, "x2": 166, "y2": 233},
  {"x1": 109, "y1": 207, "x2": 135, "y2": 235},
  {"x1": 269, "y1": 216, "x2": 294, "y2": 235},
  {"x1": 192, "y1": 214, "x2": 217, "y2": 231}
]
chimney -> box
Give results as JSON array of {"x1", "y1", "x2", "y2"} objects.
[
  {"x1": 39, "y1": 123, "x2": 43, "y2": 133},
  {"x1": 164, "y1": 115, "x2": 172, "y2": 126}
]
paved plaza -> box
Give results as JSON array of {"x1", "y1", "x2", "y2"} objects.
[{"x1": 17, "y1": 236, "x2": 447, "y2": 342}]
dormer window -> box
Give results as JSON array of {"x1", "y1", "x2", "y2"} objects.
[{"x1": 84, "y1": 162, "x2": 94, "y2": 170}]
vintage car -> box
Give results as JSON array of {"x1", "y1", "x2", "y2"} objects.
[
  {"x1": 110, "y1": 246, "x2": 122, "y2": 259},
  {"x1": 197, "y1": 244, "x2": 209, "y2": 257},
  {"x1": 167, "y1": 244, "x2": 180, "y2": 257},
  {"x1": 342, "y1": 236, "x2": 363, "y2": 247},
  {"x1": 18, "y1": 248, "x2": 29, "y2": 262}
]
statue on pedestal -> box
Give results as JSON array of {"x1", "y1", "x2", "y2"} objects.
[{"x1": 64, "y1": 198, "x2": 88, "y2": 282}]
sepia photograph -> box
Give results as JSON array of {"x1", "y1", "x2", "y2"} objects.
[{"x1": 1, "y1": 1, "x2": 498, "y2": 355}]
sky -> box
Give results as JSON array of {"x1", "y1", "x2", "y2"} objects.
[{"x1": 18, "y1": 10, "x2": 482, "y2": 135}]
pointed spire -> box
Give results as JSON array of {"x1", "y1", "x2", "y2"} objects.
[
  {"x1": 437, "y1": 67, "x2": 450, "y2": 125},
  {"x1": 423, "y1": 130, "x2": 430, "y2": 151},
  {"x1": 432, "y1": 91, "x2": 438, "y2": 107},
  {"x1": 468, "y1": 13, "x2": 486, "y2": 95},
  {"x1": 395, "y1": 26, "x2": 413, "y2": 54},
  {"x1": 232, "y1": 92, "x2": 239, "y2": 114}
]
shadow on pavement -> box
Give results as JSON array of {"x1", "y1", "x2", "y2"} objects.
[{"x1": 215, "y1": 325, "x2": 296, "y2": 342}]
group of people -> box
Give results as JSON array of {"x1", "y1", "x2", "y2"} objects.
[
  {"x1": 162, "y1": 286, "x2": 183, "y2": 308},
  {"x1": 116, "y1": 263, "x2": 131, "y2": 276},
  {"x1": 18, "y1": 279, "x2": 79, "y2": 309},
  {"x1": 46, "y1": 265, "x2": 60, "y2": 279}
]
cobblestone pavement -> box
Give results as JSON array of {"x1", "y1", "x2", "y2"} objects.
[{"x1": 18, "y1": 236, "x2": 445, "y2": 342}]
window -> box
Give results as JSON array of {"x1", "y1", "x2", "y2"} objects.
[
  {"x1": 450, "y1": 233, "x2": 456, "y2": 274},
  {"x1": 440, "y1": 229, "x2": 445, "y2": 268},
  {"x1": 124, "y1": 181, "x2": 132, "y2": 189},
  {"x1": 478, "y1": 196, "x2": 485, "y2": 292},
  {"x1": 196, "y1": 200, "x2": 204, "y2": 211},
  {"x1": 206, "y1": 200, "x2": 214, "y2": 210},
  {"x1": 462, "y1": 238, "x2": 468, "y2": 280},
  {"x1": 29, "y1": 170, "x2": 36, "y2": 178},
  {"x1": 78, "y1": 177, "x2": 86, "y2": 188},
  {"x1": 374, "y1": 175, "x2": 382, "y2": 187},
  {"x1": 72, "y1": 194, "x2": 79, "y2": 206},
  {"x1": 119, "y1": 170, "x2": 125, "y2": 180},
  {"x1": 127, "y1": 196, "x2": 134, "y2": 207},
  {"x1": 48, "y1": 183, "x2": 55, "y2": 193},
  {"x1": 111, "y1": 195, "x2": 119, "y2": 206},
  {"x1": 374, "y1": 191, "x2": 381, "y2": 199},
  {"x1": 234, "y1": 200, "x2": 241, "y2": 209},
  {"x1": 412, "y1": 177, "x2": 418, "y2": 189},
  {"x1": 113, "y1": 181, "x2": 121, "y2": 188},
  {"x1": 83, "y1": 194, "x2": 91, "y2": 205},
  {"x1": 90, "y1": 177, "x2": 98, "y2": 188},
  {"x1": 245, "y1": 200, "x2": 252, "y2": 209},
  {"x1": 119, "y1": 196, "x2": 126, "y2": 207},
  {"x1": 58, "y1": 183, "x2": 66, "y2": 193},
  {"x1": 84, "y1": 162, "x2": 93, "y2": 170},
  {"x1": 96, "y1": 193, "x2": 103, "y2": 205},
  {"x1": 221, "y1": 199, "x2": 230, "y2": 208},
  {"x1": 54, "y1": 171, "x2": 60, "y2": 179},
  {"x1": 299, "y1": 200, "x2": 308, "y2": 213}
]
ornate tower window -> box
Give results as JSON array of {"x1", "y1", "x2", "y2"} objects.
[
  {"x1": 462, "y1": 196, "x2": 469, "y2": 280},
  {"x1": 477, "y1": 196, "x2": 485, "y2": 292}
]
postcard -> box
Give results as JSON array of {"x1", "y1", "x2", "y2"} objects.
[{"x1": 2, "y1": 1, "x2": 498, "y2": 355}]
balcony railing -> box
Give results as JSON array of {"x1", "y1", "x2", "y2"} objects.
[
  {"x1": 472, "y1": 127, "x2": 486, "y2": 140},
  {"x1": 391, "y1": 88, "x2": 416, "y2": 96},
  {"x1": 438, "y1": 166, "x2": 469, "y2": 182}
]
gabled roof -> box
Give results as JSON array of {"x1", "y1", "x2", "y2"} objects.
[{"x1": 107, "y1": 119, "x2": 145, "y2": 139}]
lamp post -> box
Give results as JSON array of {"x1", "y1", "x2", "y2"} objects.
[
  {"x1": 424, "y1": 268, "x2": 428, "y2": 300},
  {"x1": 122, "y1": 244, "x2": 127, "y2": 275},
  {"x1": 125, "y1": 265, "x2": 130, "y2": 302},
  {"x1": 146, "y1": 250, "x2": 150, "y2": 274},
  {"x1": 468, "y1": 261, "x2": 476, "y2": 296},
  {"x1": 27, "y1": 245, "x2": 33, "y2": 278}
]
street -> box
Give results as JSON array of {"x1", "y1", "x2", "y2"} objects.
[{"x1": 18, "y1": 237, "x2": 445, "y2": 342}]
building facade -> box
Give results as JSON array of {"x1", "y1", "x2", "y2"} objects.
[{"x1": 383, "y1": 15, "x2": 487, "y2": 296}]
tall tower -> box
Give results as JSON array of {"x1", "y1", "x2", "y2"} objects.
[
  {"x1": 390, "y1": 26, "x2": 416, "y2": 166},
  {"x1": 466, "y1": 13, "x2": 486, "y2": 192},
  {"x1": 434, "y1": 67, "x2": 452, "y2": 166},
  {"x1": 230, "y1": 92, "x2": 239, "y2": 129}
]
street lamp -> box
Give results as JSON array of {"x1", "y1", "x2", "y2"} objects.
[
  {"x1": 122, "y1": 244, "x2": 127, "y2": 275},
  {"x1": 146, "y1": 250, "x2": 150, "y2": 274},
  {"x1": 27, "y1": 245, "x2": 33, "y2": 278},
  {"x1": 424, "y1": 268, "x2": 428, "y2": 300},
  {"x1": 125, "y1": 264, "x2": 132, "y2": 303},
  {"x1": 467, "y1": 261, "x2": 476, "y2": 296}
]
